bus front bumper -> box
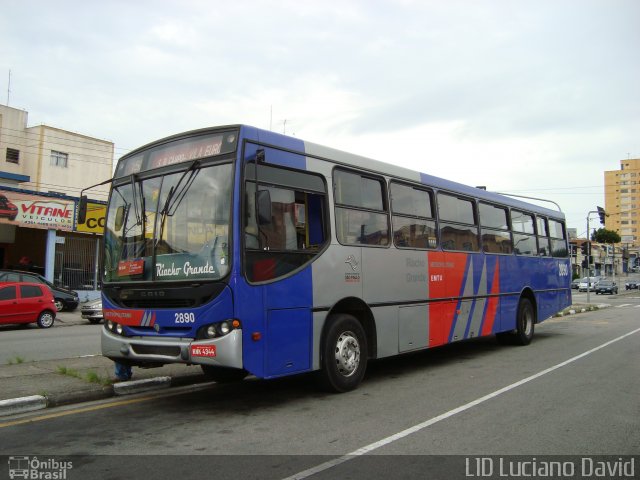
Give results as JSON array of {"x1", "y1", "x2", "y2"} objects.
[{"x1": 101, "y1": 328, "x2": 243, "y2": 369}]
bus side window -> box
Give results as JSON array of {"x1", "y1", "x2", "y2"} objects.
[
  {"x1": 244, "y1": 165, "x2": 328, "y2": 282},
  {"x1": 438, "y1": 193, "x2": 480, "y2": 252},
  {"x1": 334, "y1": 169, "x2": 389, "y2": 247}
]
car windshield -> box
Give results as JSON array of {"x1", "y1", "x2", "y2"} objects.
[
  {"x1": 103, "y1": 163, "x2": 233, "y2": 283},
  {"x1": 599, "y1": 281, "x2": 613, "y2": 286}
]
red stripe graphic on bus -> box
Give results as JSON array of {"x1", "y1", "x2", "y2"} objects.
[
  {"x1": 482, "y1": 261, "x2": 500, "y2": 336},
  {"x1": 428, "y1": 252, "x2": 503, "y2": 345},
  {"x1": 103, "y1": 309, "x2": 156, "y2": 327}
]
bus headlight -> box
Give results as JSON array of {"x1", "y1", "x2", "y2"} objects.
[
  {"x1": 197, "y1": 319, "x2": 241, "y2": 340},
  {"x1": 218, "y1": 321, "x2": 231, "y2": 336},
  {"x1": 116, "y1": 323, "x2": 124, "y2": 335}
]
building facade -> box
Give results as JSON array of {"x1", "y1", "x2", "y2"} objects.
[
  {"x1": 0, "y1": 104, "x2": 113, "y2": 299},
  {"x1": 604, "y1": 158, "x2": 640, "y2": 247}
]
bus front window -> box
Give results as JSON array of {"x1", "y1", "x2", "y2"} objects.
[{"x1": 104, "y1": 163, "x2": 233, "y2": 283}]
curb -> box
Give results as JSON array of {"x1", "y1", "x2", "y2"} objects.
[
  {"x1": 555, "y1": 303, "x2": 610, "y2": 317},
  {"x1": 113, "y1": 376, "x2": 172, "y2": 395},
  {"x1": 0, "y1": 376, "x2": 177, "y2": 417},
  {"x1": 0, "y1": 395, "x2": 47, "y2": 417}
]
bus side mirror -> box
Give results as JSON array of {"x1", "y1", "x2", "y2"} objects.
[
  {"x1": 114, "y1": 206, "x2": 125, "y2": 231},
  {"x1": 256, "y1": 190, "x2": 272, "y2": 225},
  {"x1": 77, "y1": 195, "x2": 88, "y2": 224}
]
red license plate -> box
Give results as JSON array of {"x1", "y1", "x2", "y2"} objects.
[{"x1": 191, "y1": 345, "x2": 216, "y2": 357}]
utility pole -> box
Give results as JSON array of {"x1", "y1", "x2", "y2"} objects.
[{"x1": 586, "y1": 208, "x2": 608, "y2": 303}]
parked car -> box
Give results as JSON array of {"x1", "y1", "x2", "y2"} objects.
[
  {"x1": 80, "y1": 298, "x2": 103, "y2": 324},
  {"x1": 578, "y1": 277, "x2": 599, "y2": 292},
  {"x1": 626, "y1": 280, "x2": 639, "y2": 290},
  {"x1": 0, "y1": 194, "x2": 18, "y2": 221},
  {"x1": 0, "y1": 269, "x2": 79, "y2": 312},
  {"x1": 571, "y1": 279, "x2": 580, "y2": 290},
  {"x1": 595, "y1": 280, "x2": 618, "y2": 295},
  {"x1": 0, "y1": 282, "x2": 56, "y2": 328}
]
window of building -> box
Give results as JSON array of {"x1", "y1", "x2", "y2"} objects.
[
  {"x1": 391, "y1": 182, "x2": 437, "y2": 249},
  {"x1": 334, "y1": 169, "x2": 389, "y2": 246},
  {"x1": 50, "y1": 150, "x2": 69, "y2": 168},
  {"x1": 6, "y1": 148, "x2": 19, "y2": 164},
  {"x1": 438, "y1": 193, "x2": 479, "y2": 252}
]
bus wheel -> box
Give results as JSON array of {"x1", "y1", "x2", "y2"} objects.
[
  {"x1": 319, "y1": 314, "x2": 368, "y2": 393},
  {"x1": 514, "y1": 298, "x2": 535, "y2": 345},
  {"x1": 496, "y1": 298, "x2": 535, "y2": 346},
  {"x1": 201, "y1": 366, "x2": 248, "y2": 383}
]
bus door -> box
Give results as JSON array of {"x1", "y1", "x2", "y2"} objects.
[{"x1": 241, "y1": 144, "x2": 328, "y2": 378}]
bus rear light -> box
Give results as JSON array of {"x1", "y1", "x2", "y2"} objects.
[{"x1": 252, "y1": 332, "x2": 261, "y2": 341}]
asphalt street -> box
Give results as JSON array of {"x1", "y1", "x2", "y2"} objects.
[{"x1": 1, "y1": 296, "x2": 638, "y2": 479}]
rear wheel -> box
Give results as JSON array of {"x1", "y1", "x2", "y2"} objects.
[
  {"x1": 201, "y1": 366, "x2": 248, "y2": 383},
  {"x1": 318, "y1": 314, "x2": 368, "y2": 393},
  {"x1": 54, "y1": 299, "x2": 64, "y2": 312},
  {"x1": 37, "y1": 311, "x2": 55, "y2": 329},
  {"x1": 514, "y1": 298, "x2": 535, "y2": 345},
  {"x1": 496, "y1": 298, "x2": 535, "y2": 346}
]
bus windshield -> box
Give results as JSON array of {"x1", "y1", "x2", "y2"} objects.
[{"x1": 103, "y1": 162, "x2": 233, "y2": 283}]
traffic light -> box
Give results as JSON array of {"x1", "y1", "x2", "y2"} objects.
[
  {"x1": 580, "y1": 242, "x2": 591, "y2": 267},
  {"x1": 597, "y1": 206, "x2": 606, "y2": 225}
]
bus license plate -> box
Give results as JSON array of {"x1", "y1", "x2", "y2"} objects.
[{"x1": 191, "y1": 345, "x2": 216, "y2": 357}]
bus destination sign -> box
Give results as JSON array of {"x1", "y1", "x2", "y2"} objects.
[
  {"x1": 114, "y1": 130, "x2": 238, "y2": 178},
  {"x1": 148, "y1": 135, "x2": 224, "y2": 169}
]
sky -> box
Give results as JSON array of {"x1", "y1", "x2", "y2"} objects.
[{"x1": 1, "y1": 0, "x2": 639, "y2": 236}]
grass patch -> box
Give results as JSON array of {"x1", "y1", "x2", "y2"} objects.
[
  {"x1": 57, "y1": 366, "x2": 113, "y2": 386},
  {"x1": 7, "y1": 356, "x2": 26, "y2": 365}
]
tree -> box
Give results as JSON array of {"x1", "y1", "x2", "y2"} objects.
[{"x1": 591, "y1": 228, "x2": 621, "y2": 244}]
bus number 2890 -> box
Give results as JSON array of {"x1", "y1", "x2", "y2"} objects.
[{"x1": 175, "y1": 313, "x2": 196, "y2": 323}]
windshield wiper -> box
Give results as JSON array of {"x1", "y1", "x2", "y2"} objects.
[{"x1": 156, "y1": 160, "x2": 200, "y2": 247}]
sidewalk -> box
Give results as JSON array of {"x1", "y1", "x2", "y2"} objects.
[{"x1": 0, "y1": 307, "x2": 211, "y2": 416}]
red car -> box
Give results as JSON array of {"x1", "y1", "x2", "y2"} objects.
[
  {"x1": 0, "y1": 194, "x2": 18, "y2": 221},
  {"x1": 0, "y1": 282, "x2": 56, "y2": 328}
]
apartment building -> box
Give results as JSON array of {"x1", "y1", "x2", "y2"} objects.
[
  {"x1": 604, "y1": 158, "x2": 640, "y2": 247},
  {"x1": 0, "y1": 104, "x2": 113, "y2": 296}
]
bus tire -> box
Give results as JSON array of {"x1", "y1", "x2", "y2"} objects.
[
  {"x1": 496, "y1": 298, "x2": 535, "y2": 346},
  {"x1": 319, "y1": 314, "x2": 368, "y2": 393},
  {"x1": 201, "y1": 366, "x2": 248, "y2": 383},
  {"x1": 514, "y1": 298, "x2": 535, "y2": 345}
]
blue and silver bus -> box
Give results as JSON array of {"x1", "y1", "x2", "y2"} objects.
[{"x1": 81, "y1": 125, "x2": 571, "y2": 392}]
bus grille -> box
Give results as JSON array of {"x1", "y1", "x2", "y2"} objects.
[{"x1": 131, "y1": 344, "x2": 181, "y2": 357}]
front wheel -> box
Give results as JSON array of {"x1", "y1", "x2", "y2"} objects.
[
  {"x1": 37, "y1": 311, "x2": 55, "y2": 328},
  {"x1": 318, "y1": 314, "x2": 368, "y2": 393}
]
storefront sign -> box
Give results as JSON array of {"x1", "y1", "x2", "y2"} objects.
[
  {"x1": 76, "y1": 202, "x2": 106, "y2": 234},
  {"x1": 0, "y1": 190, "x2": 75, "y2": 231}
]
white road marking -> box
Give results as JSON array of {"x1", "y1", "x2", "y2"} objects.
[
  {"x1": 615, "y1": 304, "x2": 633, "y2": 308},
  {"x1": 282, "y1": 327, "x2": 640, "y2": 480}
]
